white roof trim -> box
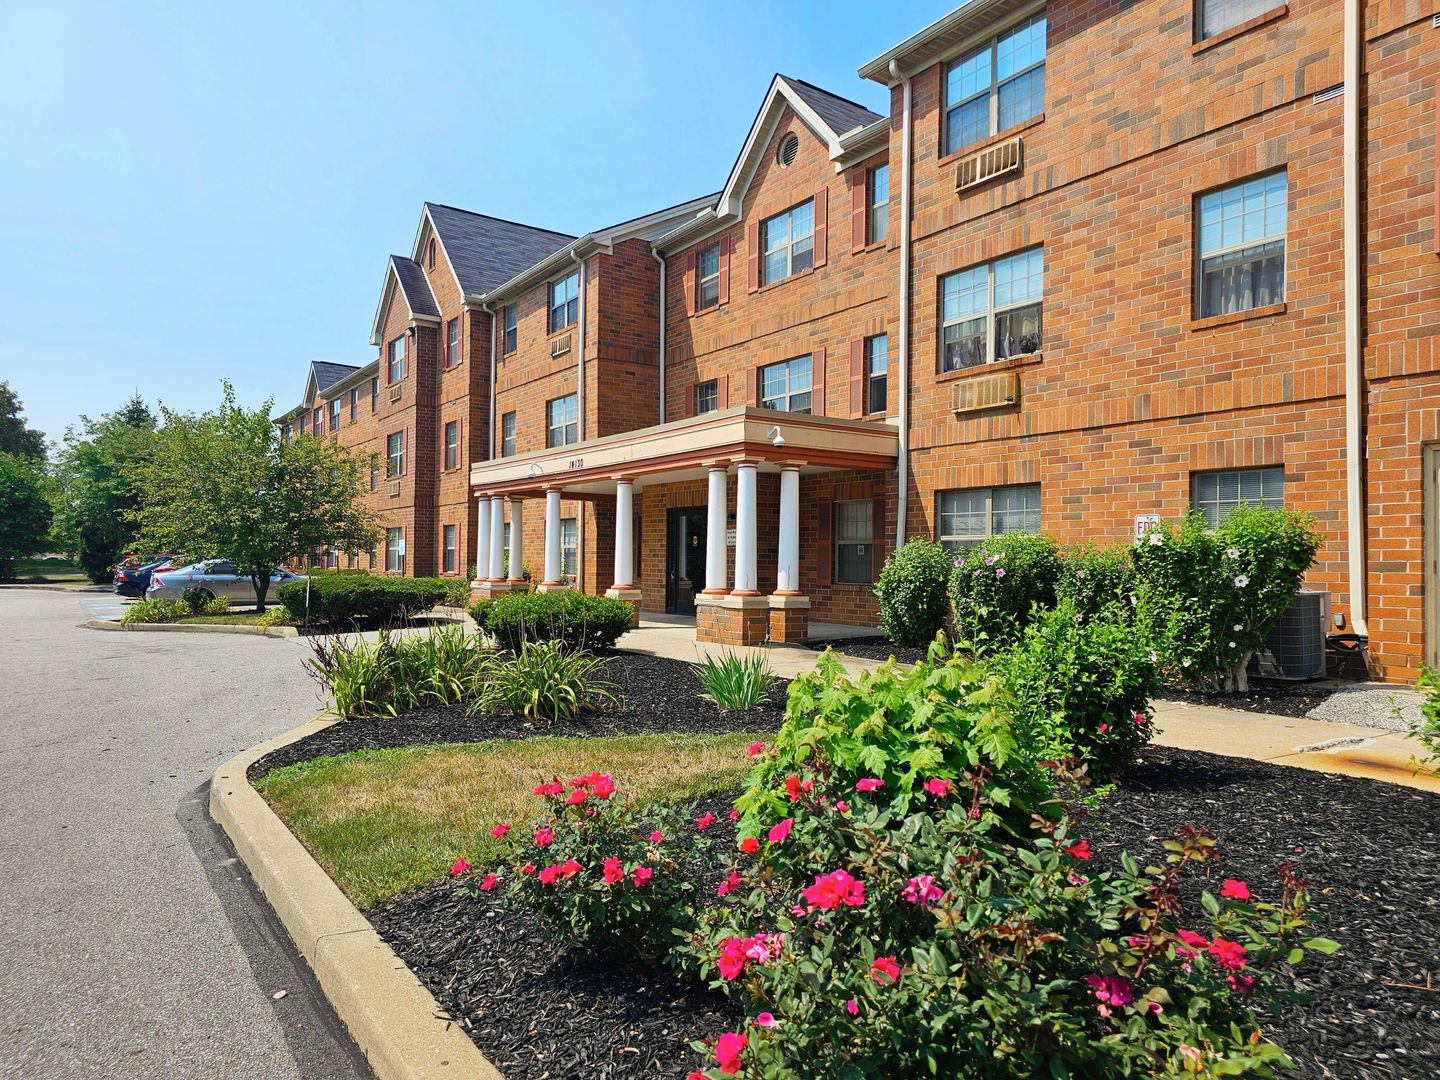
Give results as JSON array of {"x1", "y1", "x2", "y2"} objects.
[
  {"x1": 411, "y1": 206, "x2": 465, "y2": 303},
  {"x1": 368, "y1": 256, "x2": 439, "y2": 347}
]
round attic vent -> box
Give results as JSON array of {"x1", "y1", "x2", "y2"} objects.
[{"x1": 777, "y1": 133, "x2": 800, "y2": 168}]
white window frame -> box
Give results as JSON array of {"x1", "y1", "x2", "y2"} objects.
[
  {"x1": 936, "y1": 484, "x2": 1041, "y2": 549},
  {"x1": 369, "y1": 462, "x2": 379, "y2": 492},
  {"x1": 444, "y1": 420, "x2": 459, "y2": 470},
  {"x1": 386, "y1": 431, "x2": 404, "y2": 478},
  {"x1": 944, "y1": 12, "x2": 1047, "y2": 155},
  {"x1": 370, "y1": 376, "x2": 379, "y2": 412},
  {"x1": 546, "y1": 394, "x2": 578, "y2": 448},
  {"x1": 312, "y1": 407, "x2": 323, "y2": 436},
  {"x1": 385, "y1": 527, "x2": 404, "y2": 573},
  {"x1": 503, "y1": 304, "x2": 517, "y2": 353},
  {"x1": 328, "y1": 399, "x2": 340, "y2": 431},
  {"x1": 1195, "y1": 171, "x2": 1287, "y2": 319},
  {"x1": 560, "y1": 517, "x2": 577, "y2": 578},
  {"x1": 758, "y1": 356, "x2": 813, "y2": 414},
  {"x1": 695, "y1": 379, "x2": 719, "y2": 415},
  {"x1": 549, "y1": 272, "x2": 579, "y2": 333},
  {"x1": 446, "y1": 318, "x2": 460, "y2": 367},
  {"x1": 387, "y1": 337, "x2": 405, "y2": 383},
  {"x1": 939, "y1": 246, "x2": 1044, "y2": 372},
  {"x1": 867, "y1": 164, "x2": 889, "y2": 245},
  {"x1": 442, "y1": 524, "x2": 457, "y2": 573},
  {"x1": 760, "y1": 200, "x2": 815, "y2": 286},
  {"x1": 501, "y1": 411, "x2": 517, "y2": 457},
  {"x1": 834, "y1": 500, "x2": 875, "y2": 584},
  {"x1": 1191, "y1": 467, "x2": 1284, "y2": 528},
  {"x1": 1197, "y1": 0, "x2": 1275, "y2": 40},
  {"x1": 864, "y1": 334, "x2": 888, "y2": 415},
  {"x1": 696, "y1": 243, "x2": 721, "y2": 310}
]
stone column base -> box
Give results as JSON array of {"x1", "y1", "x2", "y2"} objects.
[
  {"x1": 767, "y1": 594, "x2": 810, "y2": 644},
  {"x1": 696, "y1": 595, "x2": 770, "y2": 646},
  {"x1": 535, "y1": 581, "x2": 570, "y2": 595},
  {"x1": 470, "y1": 580, "x2": 516, "y2": 602},
  {"x1": 603, "y1": 586, "x2": 643, "y2": 627}
]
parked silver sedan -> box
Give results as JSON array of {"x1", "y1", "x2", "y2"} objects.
[{"x1": 145, "y1": 560, "x2": 306, "y2": 604}]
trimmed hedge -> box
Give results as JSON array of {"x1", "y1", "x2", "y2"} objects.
[
  {"x1": 276, "y1": 573, "x2": 449, "y2": 624},
  {"x1": 873, "y1": 538, "x2": 954, "y2": 648},
  {"x1": 469, "y1": 590, "x2": 632, "y2": 652}
]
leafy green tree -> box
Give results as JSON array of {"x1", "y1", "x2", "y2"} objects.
[
  {"x1": 0, "y1": 452, "x2": 53, "y2": 579},
  {"x1": 0, "y1": 382, "x2": 46, "y2": 460},
  {"x1": 51, "y1": 396, "x2": 159, "y2": 582},
  {"x1": 133, "y1": 382, "x2": 379, "y2": 609}
]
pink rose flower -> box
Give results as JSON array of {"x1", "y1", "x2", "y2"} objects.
[
  {"x1": 870, "y1": 955, "x2": 901, "y2": 984},
  {"x1": 854, "y1": 778, "x2": 883, "y2": 792},
  {"x1": 566, "y1": 788, "x2": 587, "y2": 806},
  {"x1": 490, "y1": 823, "x2": 510, "y2": 839},
  {"x1": 714, "y1": 1031, "x2": 746, "y2": 1075},
  {"x1": 834, "y1": 800, "x2": 850, "y2": 813},
  {"x1": 717, "y1": 870, "x2": 744, "y2": 897},
  {"x1": 650, "y1": 829, "x2": 664, "y2": 843},
  {"x1": 696, "y1": 812, "x2": 717, "y2": 831},
  {"x1": 768, "y1": 818, "x2": 793, "y2": 843},
  {"x1": 755, "y1": 1011, "x2": 776, "y2": 1028},
  {"x1": 740, "y1": 837, "x2": 760, "y2": 854},
  {"x1": 845, "y1": 998, "x2": 859, "y2": 1015},
  {"x1": 1063, "y1": 840, "x2": 1092, "y2": 860},
  {"x1": 923, "y1": 777, "x2": 954, "y2": 798},
  {"x1": 533, "y1": 780, "x2": 564, "y2": 796},
  {"x1": 1219, "y1": 879, "x2": 1251, "y2": 901},
  {"x1": 631, "y1": 865, "x2": 653, "y2": 887},
  {"x1": 479, "y1": 874, "x2": 498, "y2": 891},
  {"x1": 602, "y1": 856, "x2": 624, "y2": 885},
  {"x1": 534, "y1": 827, "x2": 554, "y2": 847},
  {"x1": 901, "y1": 874, "x2": 943, "y2": 905},
  {"x1": 449, "y1": 857, "x2": 471, "y2": 877},
  {"x1": 801, "y1": 869, "x2": 866, "y2": 911},
  {"x1": 747, "y1": 741, "x2": 765, "y2": 757}
]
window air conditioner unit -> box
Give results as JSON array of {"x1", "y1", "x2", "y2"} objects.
[
  {"x1": 550, "y1": 333, "x2": 572, "y2": 358},
  {"x1": 387, "y1": 479, "x2": 401, "y2": 497},
  {"x1": 952, "y1": 370, "x2": 1019, "y2": 414},
  {"x1": 388, "y1": 384, "x2": 403, "y2": 404},
  {"x1": 1248, "y1": 590, "x2": 1329, "y2": 681},
  {"x1": 956, "y1": 136, "x2": 1024, "y2": 193}
]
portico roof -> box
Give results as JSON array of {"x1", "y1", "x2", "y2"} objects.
[{"x1": 469, "y1": 408, "x2": 898, "y2": 498}]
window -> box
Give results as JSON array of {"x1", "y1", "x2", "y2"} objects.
[
  {"x1": 940, "y1": 247, "x2": 1043, "y2": 371},
  {"x1": 328, "y1": 400, "x2": 340, "y2": 431},
  {"x1": 442, "y1": 524, "x2": 457, "y2": 573},
  {"x1": 386, "y1": 431, "x2": 404, "y2": 477},
  {"x1": 1196, "y1": 171, "x2": 1286, "y2": 319},
  {"x1": 501, "y1": 411, "x2": 517, "y2": 457},
  {"x1": 867, "y1": 164, "x2": 889, "y2": 245},
  {"x1": 864, "y1": 334, "x2": 888, "y2": 415},
  {"x1": 388, "y1": 336, "x2": 406, "y2": 383},
  {"x1": 370, "y1": 462, "x2": 379, "y2": 492},
  {"x1": 759, "y1": 356, "x2": 812, "y2": 413},
  {"x1": 1191, "y1": 467, "x2": 1284, "y2": 528},
  {"x1": 695, "y1": 379, "x2": 719, "y2": 415},
  {"x1": 503, "y1": 304, "x2": 517, "y2": 353},
  {"x1": 312, "y1": 407, "x2": 324, "y2": 437},
  {"x1": 546, "y1": 394, "x2": 578, "y2": 448},
  {"x1": 327, "y1": 548, "x2": 339, "y2": 569},
  {"x1": 937, "y1": 484, "x2": 1041, "y2": 549},
  {"x1": 444, "y1": 420, "x2": 459, "y2": 470},
  {"x1": 1198, "y1": 0, "x2": 1275, "y2": 39},
  {"x1": 427, "y1": 237, "x2": 436, "y2": 268},
  {"x1": 549, "y1": 271, "x2": 579, "y2": 333},
  {"x1": 696, "y1": 243, "x2": 721, "y2": 310},
  {"x1": 349, "y1": 387, "x2": 358, "y2": 421},
  {"x1": 385, "y1": 527, "x2": 404, "y2": 573},
  {"x1": 835, "y1": 500, "x2": 874, "y2": 584},
  {"x1": 446, "y1": 318, "x2": 460, "y2": 367},
  {"x1": 370, "y1": 376, "x2": 379, "y2": 412},
  {"x1": 761, "y1": 200, "x2": 814, "y2": 286},
  {"x1": 944, "y1": 13, "x2": 1047, "y2": 154},
  {"x1": 281, "y1": 422, "x2": 292, "y2": 442},
  {"x1": 560, "y1": 517, "x2": 577, "y2": 578}
]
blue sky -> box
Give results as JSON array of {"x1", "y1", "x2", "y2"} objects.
[{"x1": 0, "y1": 0, "x2": 945, "y2": 444}]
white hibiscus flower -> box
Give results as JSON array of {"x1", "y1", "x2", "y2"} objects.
[
  {"x1": 1234, "y1": 575, "x2": 1249, "y2": 588},
  {"x1": 1226, "y1": 547, "x2": 1241, "y2": 559}
]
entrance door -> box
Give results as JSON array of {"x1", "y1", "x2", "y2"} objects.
[{"x1": 665, "y1": 507, "x2": 708, "y2": 615}]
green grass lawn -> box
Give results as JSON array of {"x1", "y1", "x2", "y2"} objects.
[
  {"x1": 10, "y1": 557, "x2": 90, "y2": 583},
  {"x1": 178, "y1": 611, "x2": 270, "y2": 625},
  {"x1": 256, "y1": 732, "x2": 760, "y2": 909}
]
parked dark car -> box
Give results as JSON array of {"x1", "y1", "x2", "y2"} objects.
[{"x1": 113, "y1": 557, "x2": 178, "y2": 598}]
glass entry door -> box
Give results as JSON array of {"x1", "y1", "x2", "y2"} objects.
[{"x1": 665, "y1": 507, "x2": 708, "y2": 615}]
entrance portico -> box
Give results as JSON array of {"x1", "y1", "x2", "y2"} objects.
[{"x1": 467, "y1": 407, "x2": 898, "y2": 647}]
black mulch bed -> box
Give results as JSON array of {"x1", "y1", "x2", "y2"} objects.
[
  {"x1": 807, "y1": 635, "x2": 928, "y2": 666},
  {"x1": 370, "y1": 750, "x2": 1439, "y2": 1080},
  {"x1": 248, "y1": 652, "x2": 786, "y2": 782},
  {"x1": 1158, "y1": 681, "x2": 1340, "y2": 719}
]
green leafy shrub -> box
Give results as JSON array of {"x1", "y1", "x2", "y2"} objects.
[
  {"x1": 121, "y1": 598, "x2": 188, "y2": 624},
  {"x1": 439, "y1": 578, "x2": 473, "y2": 608},
  {"x1": 1132, "y1": 507, "x2": 1322, "y2": 692},
  {"x1": 255, "y1": 606, "x2": 294, "y2": 627},
  {"x1": 181, "y1": 585, "x2": 212, "y2": 614},
  {"x1": 1409, "y1": 665, "x2": 1440, "y2": 777},
  {"x1": 304, "y1": 626, "x2": 492, "y2": 718},
  {"x1": 481, "y1": 640, "x2": 618, "y2": 724},
  {"x1": 873, "y1": 538, "x2": 954, "y2": 648},
  {"x1": 1056, "y1": 542, "x2": 1137, "y2": 620},
  {"x1": 470, "y1": 590, "x2": 632, "y2": 653},
  {"x1": 455, "y1": 771, "x2": 715, "y2": 958},
  {"x1": 695, "y1": 650, "x2": 774, "y2": 711},
  {"x1": 277, "y1": 572, "x2": 449, "y2": 625},
  {"x1": 947, "y1": 533, "x2": 1060, "y2": 652},
  {"x1": 991, "y1": 600, "x2": 1160, "y2": 784}
]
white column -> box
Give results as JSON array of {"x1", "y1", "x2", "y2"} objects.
[
  {"x1": 543, "y1": 489, "x2": 562, "y2": 586},
  {"x1": 612, "y1": 480, "x2": 634, "y2": 589},
  {"x1": 474, "y1": 496, "x2": 490, "y2": 582},
  {"x1": 776, "y1": 465, "x2": 801, "y2": 594},
  {"x1": 507, "y1": 498, "x2": 524, "y2": 582},
  {"x1": 703, "y1": 466, "x2": 728, "y2": 594},
  {"x1": 732, "y1": 461, "x2": 759, "y2": 596},
  {"x1": 488, "y1": 496, "x2": 505, "y2": 580}
]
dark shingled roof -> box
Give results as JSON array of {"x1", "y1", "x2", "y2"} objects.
[
  {"x1": 425, "y1": 203, "x2": 576, "y2": 297},
  {"x1": 780, "y1": 76, "x2": 885, "y2": 137},
  {"x1": 313, "y1": 361, "x2": 361, "y2": 394},
  {"x1": 390, "y1": 256, "x2": 440, "y2": 318}
]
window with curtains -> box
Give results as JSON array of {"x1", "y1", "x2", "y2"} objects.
[
  {"x1": 695, "y1": 379, "x2": 719, "y2": 415},
  {"x1": 561, "y1": 517, "x2": 577, "y2": 578},
  {"x1": 549, "y1": 271, "x2": 579, "y2": 332},
  {"x1": 385, "y1": 527, "x2": 404, "y2": 572},
  {"x1": 759, "y1": 356, "x2": 812, "y2": 413},
  {"x1": 547, "y1": 394, "x2": 578, "y2": 448},
  {"x1": 696, "y1": 243, "x2": 721, "y2": 310},
  {"x1": 442, "y1": 525, "x2": 457, "y2": 573},
  {"x1": 328, "y1": 400, "x2": 340, "y2": 431},
  {"x1": 1196, "y1": 171, "x2": 1286, "y2": 319},
  {"x1": 1191, "y1": 467, "x2": 1284, "y2": 528},
  {"x1": 937, "y1": 484, "x2": 1040, "y2": 549},
  {"x1": 1197, "y1": 0, "x2": 1275, "y2": 39},
  {"x1": 388, "y1": 337, "x2": 405, "y2": 383},
  {"x1": 501, "y1": 411, "x2": 516, "y2": 457},
  {"x1": 312, "y1": 407, "x2": 323, "y2": 436},
  {"x1": 760, "y1": 200, "x2": 814, "y2": 285},
  {"x1": 444, "y1": 420, "x2": 459, "y2": 470},
  {"x1": 370, "y1": 376, "x2": 379, "y2": 412},
  {"x1": 503, "y1": 304, "x2": 517, "y2": 353},
  {"x1": 835, "y1": 500, "x2": 874, "y2": 584},
  {"x1": 940, "y1": 247, "x2": 1043, "y2": 371},
  {"x1": 386, "y1": 431, "x2": 404, "y2": 477},
  {"x1": 944, "y1": 13, "x2": 1046, "y2": 155},
  {"x1": 446, "y1": 318, "x2": 460, "y2": 367},
  {"x1": 864, "y1": 334, "x2": 888, "y2": 415},
  {"x1": 867, "y1": 164, "x2": 889, "y2": 245}
]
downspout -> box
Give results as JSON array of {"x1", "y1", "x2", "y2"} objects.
[
  {"x1": 652, "y1": 247, "x2": 667, "y2": 424},
  {"x1": 483, "y1": 302, "x2": 497, "y2": 462},
  {"x1": 1342, "y1": 0, "x2": 1367, "y2": 638},
  {"x1": 571, "y1": 249, "x2": 587, "y2": 591},
  {"x1": 889, "y1": 59, "x2": 913, "y2": 549}
]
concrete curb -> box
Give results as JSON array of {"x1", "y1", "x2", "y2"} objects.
[
  {"x1": 84, "y1": 618, "x2": 300, "y2": 638},
  {"x1": 209, "y1": 718, "x2": 505, "y2": 1080}
]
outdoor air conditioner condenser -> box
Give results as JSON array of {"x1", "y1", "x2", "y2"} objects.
[{"x1": 1247, "y1": 589, "x2": 1329, "y2": 681}]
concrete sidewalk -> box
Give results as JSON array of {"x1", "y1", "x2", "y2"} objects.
[{"x1": 616, "y1": 614, "x2": 886, "y2": 679}]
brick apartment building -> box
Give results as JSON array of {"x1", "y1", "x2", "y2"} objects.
[{"x1": 279, "y1": 0, "x2": 1437, "y2": 682}]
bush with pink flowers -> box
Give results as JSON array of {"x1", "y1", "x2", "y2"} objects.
[{"x1": 680, "y1": 762, "x2": 1334, "y2": 1078}]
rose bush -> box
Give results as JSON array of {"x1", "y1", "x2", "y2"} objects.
[{"x1": 947, "y1": 533, "x2": 1061, "y2": 653}]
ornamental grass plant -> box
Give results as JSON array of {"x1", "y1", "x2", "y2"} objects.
[{"x1": 695, "y1": 650, "x2": 774, "y2": 712}]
